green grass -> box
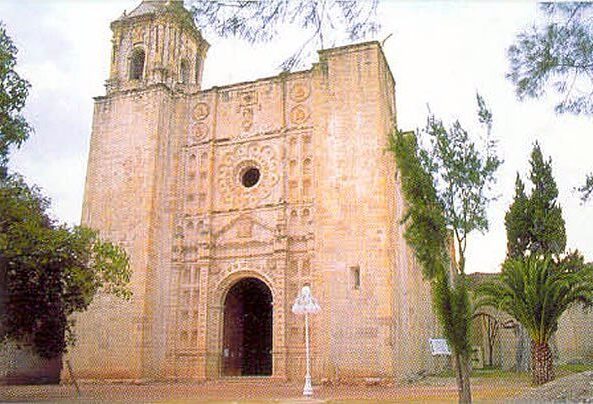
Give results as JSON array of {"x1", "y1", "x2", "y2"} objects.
[
  {"x1": 435, "y1": 367, "x2": 528, "y2": 379},
  {"x1": 434, "y1": 363, "x2": 593, "y2": 380},
  {"x1": 557, "y1": 363, "x2": 593, "y2": 375},
  {"x1": 473, "y1": 368, "x2": 529, "y2": 379}
]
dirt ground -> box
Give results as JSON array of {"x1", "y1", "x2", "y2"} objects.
[
  {"x1": 0, "y1": 376, "x2": 529, "y2": 403},
  {"x1": 516, "y1": 370, "x2": 593, "y2": 402}
]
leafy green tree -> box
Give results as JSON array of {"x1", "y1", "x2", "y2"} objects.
[
  {"x1": 503, "y1": 173, "x2": 534, "y2": 372},
  {"x1": 527, "y1": 143, "x2": 566, "y2": 254},
  {"x1": 0, "y1": 23, "x2": 132, "y2": 360},
  {"x1": 577, "y1": 174, "x2": 593, "y2": 202},
  {"x1": 477, "y1": 255, "x2": 593, "y2": 385},
  {"x1": 505, "y1": 174, "x2": 531, "y2": 259},
  {"x1": 390, "y1": 94, "x2": 502, "y2": 404},
  {"x1": 419, "y1": 95, "x2": 502, "y2": 274},
  {"x1": 507, "y1": 3, "x2": 593, "y2": 201},
  {"x1": 508, "y1": 3, "x2": 593, "y2": 115},
  {"x1": 188, "y1": 0, "x2": 380, "y2": 70},
  {"x1": 0, "y1": 22, "x2": 32, "y2": 177},
  {"x1": 506, "y1": 142, "x2": 566, "y2": 258},
  {"x1": 0, "y1": 174, "x2": 131, "y2": 359}
]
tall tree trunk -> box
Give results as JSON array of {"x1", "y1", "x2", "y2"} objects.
[
  {"x1": 531, "y1": 340, "x2": 554, "y2": 385},
  {"x1": 454, "y1": 352, "x2": 472, "y2": 403},
  {"x1": 0, "y1": 255, "x2": 6, "y2": 335}
]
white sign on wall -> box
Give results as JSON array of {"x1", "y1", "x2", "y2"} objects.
[{"x1": 429, "y1": 338, "x2": 452, "y2": 356}]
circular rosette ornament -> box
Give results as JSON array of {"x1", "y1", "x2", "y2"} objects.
[
  {"x1": 193, "y1": 102, "x2": 210, "y2": 121},
  {"x1": 217, "y1": 144, "x2": 280, "y2": 209},
  {"x1": 290, "y1": 82, "x2": 310, "y2": 102},
  {"x1": 290, "y1": 105, "x2": 310, "y2": 125},
  {"x1": 189, "y1": 121, "x2": 209, "y2": 144}
]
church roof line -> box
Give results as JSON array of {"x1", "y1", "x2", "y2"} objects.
[
  {"x1": 198, "y1": 42, "x2": 391, "y2": 95},
  {"x1": 199, "y1": 68, "x2": 313, "y2": 95},
  {"x1": 317, "y1": 40, "x2": 381, "y2": 55},
  {"x1": 319, "y1": 40, "x2": 396, "y2": 88},
  {"x1": 94, "y1": 41, "x2": 391, "y2": 101},
  {"x1": 95, "y1": 67, "x2": 312, "y2": 102}
]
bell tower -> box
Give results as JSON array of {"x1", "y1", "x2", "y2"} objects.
[
  {"x1": 73, "y1": 0, "x2": 211, "y2": 380},
  {"x1": 107, "y1": 0, "x2": 209, "y2": 94}
]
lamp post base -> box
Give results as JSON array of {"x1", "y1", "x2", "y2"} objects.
[{"x1": 303, "y1": 375, "x2": 313, "y2": 396}]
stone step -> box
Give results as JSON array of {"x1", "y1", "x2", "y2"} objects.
[{"x1": 210, "y1": 377, "x2": 292, "y2": 384}]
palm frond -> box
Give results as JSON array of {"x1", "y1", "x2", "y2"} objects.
[{"x1": 477, "y1": 255, "x2": 593, "y2": 344}]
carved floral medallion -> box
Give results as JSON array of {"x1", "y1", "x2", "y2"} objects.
[
  {"x1": 290, "y1": 82, "x2": 310, "y2": 102},
  {"x1": 194, "y1": 102, "x2": 210, "y2": 121},
  {"x1": 217, "y1": 143, "x2": 279, "y2": 208},
  {"x1": 290, "y1": 105, "x2": 310, "y2": 125}
]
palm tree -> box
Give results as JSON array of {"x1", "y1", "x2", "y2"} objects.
[{"x1": 476, "y1": 255, "x2": 593, "y2": 385}]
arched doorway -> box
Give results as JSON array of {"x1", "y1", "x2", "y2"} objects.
[{"x1": 222, "y1": 277, "x2": 273, "y2": 376}]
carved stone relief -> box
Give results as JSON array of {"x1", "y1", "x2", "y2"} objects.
[
  {"x1": 132, "y1": 25, "x2": 144, "y2": 44},
  {"x1": 290, "y1": 105, "x2": 309, "y2": 126},
  {"x1": 188, "y1": 102, "x2": 211, "y2": 145},
  {"x1": 288, "y1": 81, "x2": 311, "y2": 127},
  {"x1": 290, "y1": 82, "x2": 310, "y2": 102},
  {"x1": 235, "y1": 90, "x2": 258, "y2": 138},
  {"x1": 190, "y1": 122, "x2": 209, "y2": 143},
  {"x1": 176, "y1": 265, "x2": 200, "y2": 351},
  {"x1": 217, "y1": 143, "x2": 280, "y2": 208},
  {"x1": 239, "y1": 90, "x2": 257, "y2": 106},
  {"x1": 241, "y1": 107, "x2": 254, "y2": 131},
  {"x1": 194, "y1": 102, "x2": 210, "y2": 121}
]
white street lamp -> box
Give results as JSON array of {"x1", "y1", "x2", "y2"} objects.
[{"x1": 291, "y1": 285, "x2": 321, "y2": 397}]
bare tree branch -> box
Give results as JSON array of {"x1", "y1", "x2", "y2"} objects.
[{"x1": 187, "y1": 0, "x2": 380, "y2": 71}]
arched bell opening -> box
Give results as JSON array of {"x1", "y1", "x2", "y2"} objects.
[{"x1": 129, "y1": 47, "x2": 145, "y2": 80}]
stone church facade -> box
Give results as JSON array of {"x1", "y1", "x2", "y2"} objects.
[{"x1": 69, "y1": 0, "x2": 438, "y2": 381}]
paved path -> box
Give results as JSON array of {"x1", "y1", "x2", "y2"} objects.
[{"x1": 0, "y1": 377, "x2": 526, "y2": 402}]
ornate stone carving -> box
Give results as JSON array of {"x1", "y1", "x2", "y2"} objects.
[
  {"x1": 239, "y1": 90, "x2": 257, "y2": 106},
  {"x1": 290, "y1": 82, "x2": 310, "y2": 102},
  {"x1": 194, "y1": 102, "x2": 210, "y2": 121},
  {"x1": 290, "y1": 105, "x2": 309, "y2": 125},
  {"x1": 215, "y1": 214, "x2": 276, "y2": 247},
  {"x1": 132, "y1": 26, "x2": 144, "y2": 44},
  {"x1": 190, "y1": 122, "x2": 209, "y2": 142},
  {"x1": 241, "y1": 107, "x2": 254, "y2": 131},
  {"x1": 217, "y1": 143, "x2": 280, "y2": 207},
  {"x1": 229, "y1": 260, "x2": 265, "y2": 274},
  {"x1": 236, "y1": 219, "x2": 253, "y2": 238},
  {"x1": 212, "y1": 258, "x2": 278, "y2": 292}
]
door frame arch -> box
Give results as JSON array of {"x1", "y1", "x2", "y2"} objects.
[
  {"x1": 221, "y1": 276, "x2": 273, "y2": 376},
  {"x1": 210, "y1": 270, "x2": 283, "y2": 378}
]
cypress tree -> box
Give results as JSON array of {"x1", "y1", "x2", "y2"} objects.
[
  {"x1": 505, "y1": 142, "x2": 566, "y2": 258},
  {"x1": 505, "y1": 174, "x2": 530, "y2": 259},
  {"x1": 528, "y1": 142, "x2": 566, "y2": 255}
]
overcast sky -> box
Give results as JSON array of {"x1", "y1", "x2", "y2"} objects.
[{"x1": 0, "y1": 0, "x2": 591, "y2": 273}]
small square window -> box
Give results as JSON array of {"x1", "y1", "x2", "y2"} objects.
[{"x1": 350, "y1": 266, "x2": 360, "y2": 290}]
